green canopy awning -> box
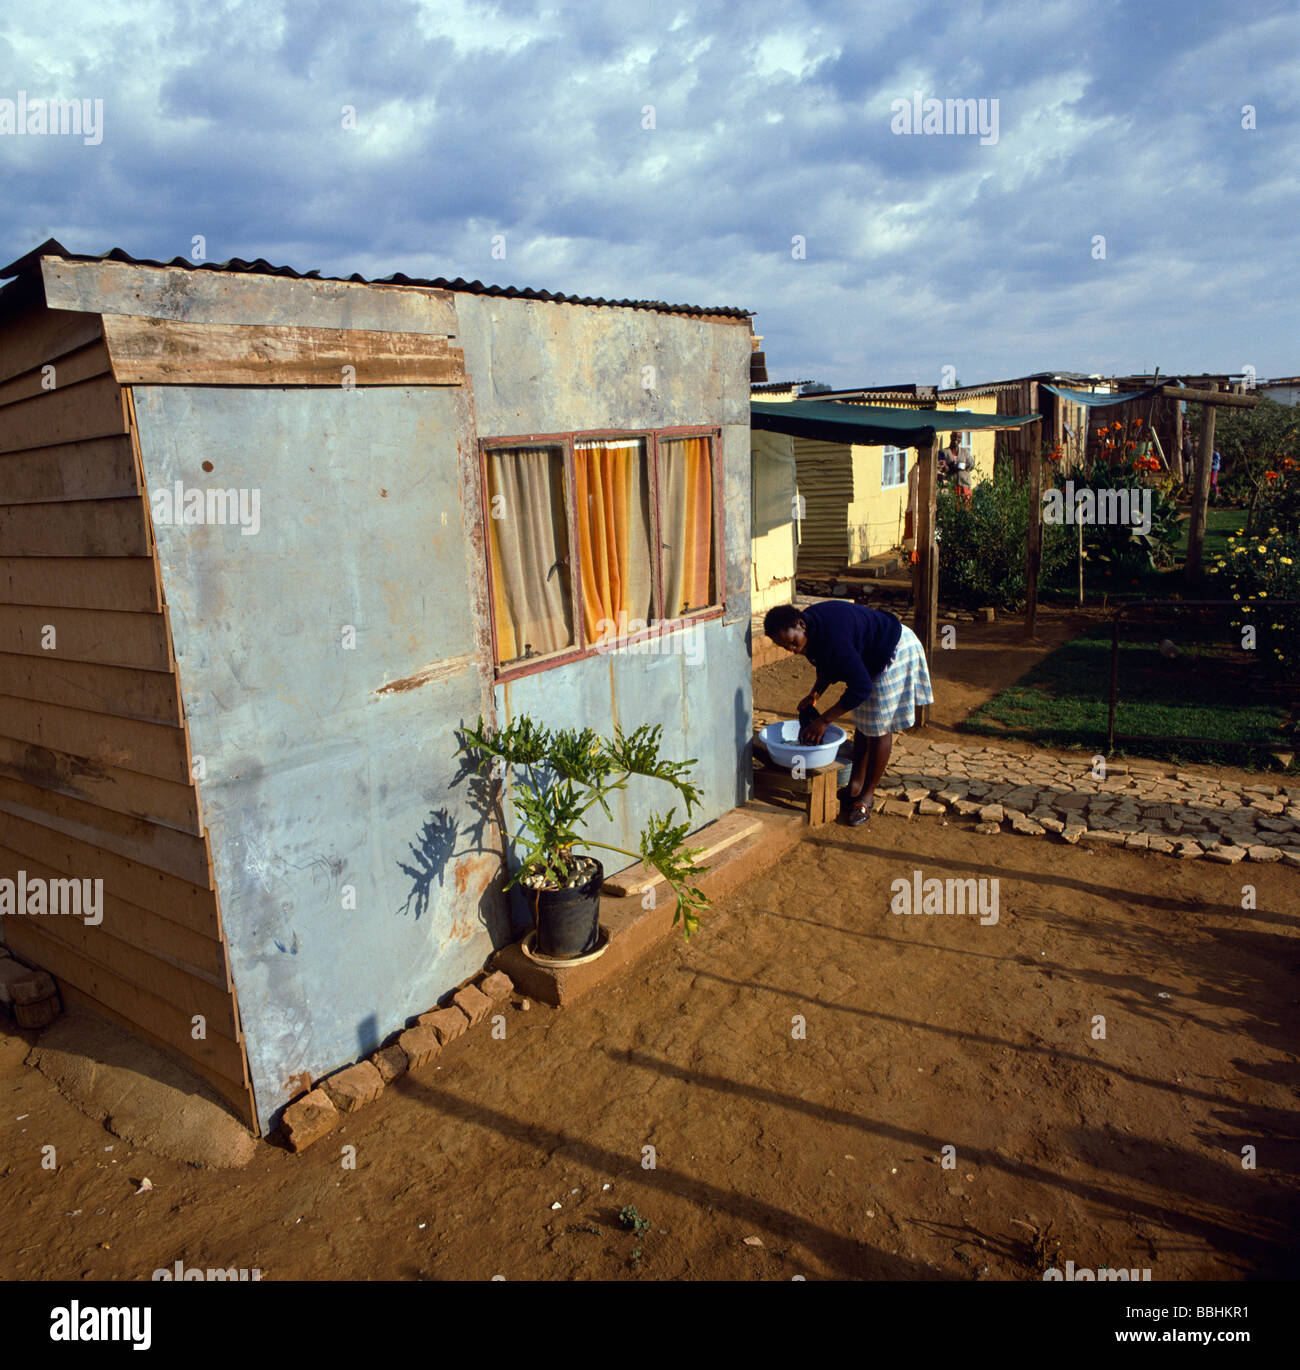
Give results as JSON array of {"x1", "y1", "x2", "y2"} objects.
[{"x1": 751, "y1": 399, "x2": 1040, "y2": 448}]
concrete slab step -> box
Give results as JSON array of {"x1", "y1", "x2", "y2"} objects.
[{"x1": 492, "y1": 802, "x2": 804, "y2": 1007}]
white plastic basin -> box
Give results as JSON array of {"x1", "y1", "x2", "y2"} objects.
[{"x1": 759, "y1": 720, "x2": 847, "y2": 771}]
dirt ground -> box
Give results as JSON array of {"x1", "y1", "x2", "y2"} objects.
[{"x1": 1, "y1": 607, "x2": 1296, "y2": 1281}]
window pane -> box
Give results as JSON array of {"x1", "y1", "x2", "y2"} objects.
[
  {"x1": 882, "y1": 446, "x2": 906, "y2": 488},
  {"x1": 574, "y1": 438, "x2": 654, "y2": 643},
  {"x1": 658, "y1": 436, "x2": 716, "y2": 617},
  {"x1": 485, "y1": 446, "x2": 575, "y2": 665}
]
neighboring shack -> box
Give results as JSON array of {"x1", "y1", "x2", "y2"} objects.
[{"x1": 0, "y1": 240, "x2": 753, "y2": 1135}]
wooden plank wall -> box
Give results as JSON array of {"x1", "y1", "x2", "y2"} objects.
[{"x1": 0, "y1": 303, "x2": 256, "y2": 1131}]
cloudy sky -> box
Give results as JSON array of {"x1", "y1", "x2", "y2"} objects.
[{"x1": 2, "y1": 0, "x2": 1296, "y2": 387}]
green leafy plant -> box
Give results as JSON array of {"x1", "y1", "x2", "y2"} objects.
[
  {"x1": 458, "y1": 717, "x2": 709, "y2": 938},
  {"x1": 1072, "y1": 455, "x2": 1184, "y2": 580},
  {"x1": 618, "y1": 1205, "x2": 652, "y2": 1234},
  {"x1": 935, "y1": 471, "x2": 1073, "y2": 609}
]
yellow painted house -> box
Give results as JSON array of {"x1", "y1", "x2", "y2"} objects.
[{"x1": 750, "y1": 383, "x2": 1007, "y2": 581}]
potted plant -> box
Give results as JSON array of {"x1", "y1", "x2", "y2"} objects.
[{"x1": 458, "y1": 716, "x2": 710, "y2": 958}]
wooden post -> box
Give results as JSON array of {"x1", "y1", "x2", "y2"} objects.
[
  {"x1": 1186, "y1": 401, "x2": 1216, "y2": 581},
  {"x1": 913, "y1": 438, "x2": 937, "y2": 726},
  {"x1": 1076, "y1": 516, "x2": 1084, "y2": 604},
  {"x1": 1025, "y1": 437, "x2": 1044, "y2": 639},
  {"x1": 1172, "y1": 396, "x2": 1184, "y2": 483},
  {"x1": 1025, "y1": 381, "x2": 1039, "y2": 483}
]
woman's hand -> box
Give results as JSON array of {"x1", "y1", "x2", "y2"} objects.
[
  {"x1": 799, "y1": 713, "x2": 829, "y2": 745},
  {"x1": 797, "y1": 692, "x2": 819, "y2": 714}
]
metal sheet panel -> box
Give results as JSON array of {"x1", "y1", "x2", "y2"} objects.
[
  {"x1": 493, "y1": 614, "x2": 751, "y2": 913},
  {"x1": 131, "y1": 384, "x2": 503, "y2": 1133},
  {"x1": 470, "y1": 296, "x2": 754, "y2": 902}
]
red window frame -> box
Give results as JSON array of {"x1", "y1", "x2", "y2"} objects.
[{"x1": 478, "y1": 425, "x2": 725, "y2": 683}]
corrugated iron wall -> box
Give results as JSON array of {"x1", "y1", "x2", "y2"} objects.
[{"x1": 792, "y1": 439, "x2": 853, "y2": 576}]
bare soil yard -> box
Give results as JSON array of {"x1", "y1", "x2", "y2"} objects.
[{"x1": 1, "y1": 608, "x2": 1295, "y2": 1281}]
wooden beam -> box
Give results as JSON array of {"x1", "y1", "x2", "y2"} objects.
[
  {"x1": 0, "y1": 734, "x2": 202, "y2": 834},
  {"x1": 1025, "y1": 437, "x2": 1044, "y2": 638},
  {"x1": 0, "y1": 691, "x2": 189, "y2": 781},
  {"x1": 0, "y1": 306, "x2": 103, "y2": 387},
  {"x1": 0, "y1": 496, "x2": 151, "y2": 558},
  {"x1": 0, "y1": 373, "x2": 129, "y2": 455},
  {"x1": 0, "y1": 603, "x2": 171, "y2": 671},
  {"x1": 1172, "y1": 397, "x2": 1184, "y2": 483},
  {"x1": 912, "y1": 439, "x2": 937, "y2": 725},
  {"x1": 0, "y1": 650, "x2": 183, "y2": 726},
  {"x1": 0, "y1": 556, "x2": 160, "y2": 611},
  {"x1": 0, "y1": 434, "x2": 138, "y2": 504},
  {"x1": 102, "y1": 314, "x2": 466, "y2": 386},
  {"x1": 43, "y1": 257, "x2": 458, "y2": 337},
  {"x1": 1186, "y1": 404, "x2": 1216, "y2": 581},
  {"x1": 0, "y1": 341, "x2": 114, "y2": 409},
  {"x1": 1159, "y1": 385, "x2": 1257, "y2": 409}
]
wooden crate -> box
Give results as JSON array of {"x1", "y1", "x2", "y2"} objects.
[{"x1": 752, "y1": 736, "x2": 850, "y2": 825}]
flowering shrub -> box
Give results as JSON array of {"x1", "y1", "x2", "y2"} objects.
[
  {"x1": 1092, "y1": 415, "x2": 1163, "y2": 472},
  {"x1": 936, "y1": 471, "x2": 1072, "y2": 609},
  {"x1": 1069, "y1": 424, "x2": 1183, "y2": 577},
  {"x1": 1254, "y1": 455, "x2": 1300, "y2": 538},
  {"x1": 1207, "y1": 526, "x2": 1300, "y2": 673}
]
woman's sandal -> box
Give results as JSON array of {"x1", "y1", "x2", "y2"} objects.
[{"x1": 843, "y1": 797, "x2": 872, "y2": 827}]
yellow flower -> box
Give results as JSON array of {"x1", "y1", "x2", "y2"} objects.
[
  {"x1": 1259, "y1": 591, "x2": 1268, "y2": 598},
  {"x1": 1282, "y1": 557, "x2": 1294, "y2": 565},
  {"x1": 1257, "y1": 545, "x2": 1268, "y2": 553}
]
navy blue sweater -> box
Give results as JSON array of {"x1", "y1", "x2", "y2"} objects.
[{"x1": 801, "y1": 601, "x2": 903, "y2": 711}]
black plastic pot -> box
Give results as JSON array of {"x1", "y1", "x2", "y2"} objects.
[{"x1": 533, "y1": 858, "x2": 603, "y2": 959}]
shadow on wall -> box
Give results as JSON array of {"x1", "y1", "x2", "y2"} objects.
[
  {"x1": 396, "y1": 808, "x2": 459, "y2": 918},
  {"x1": 735, "y1": 683, "x2": 752, "y2": 809}
]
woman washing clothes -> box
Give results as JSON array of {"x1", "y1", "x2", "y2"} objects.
[{"x1": 763, "y1": 600, "x2": 934, "y2": 826}]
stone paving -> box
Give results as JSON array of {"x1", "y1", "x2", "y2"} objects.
[{"x1": 869, "y1": 736, "x2": 1300, "y2": 866}]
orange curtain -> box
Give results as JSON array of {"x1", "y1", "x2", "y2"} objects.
[
  {"x1": 659, "y1": 437, "x2": 715, "y2": 616},
  {"x1": 574, "y1": 439, "x2": 653, "y2": 643}
]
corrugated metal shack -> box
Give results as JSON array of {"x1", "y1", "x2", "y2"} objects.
[{"x1": 0, "y1": 240, "x2": 754, "y2": 1134}]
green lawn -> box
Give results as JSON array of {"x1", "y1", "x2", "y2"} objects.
[
  {"x1": 1177, "y1": 505, "x2": 1245, "y2": 562},
  {"x1": 961, "y1": 623, "x2": 1296, "y2": 769}
]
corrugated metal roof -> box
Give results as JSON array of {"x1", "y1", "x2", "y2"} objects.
[{"x1": 0, "y1": 238, "x2": 751, "y2": 321}]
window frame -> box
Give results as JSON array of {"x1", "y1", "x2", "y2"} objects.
[
  {"x1": 881, "y1": 444, "x2": 908, "y2": 490},
  {"x1": 478, "y1": 425, "x2": 725, "y2": 683}
]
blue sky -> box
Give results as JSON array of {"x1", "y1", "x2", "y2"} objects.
[{"x1": 2, "y1": 0, "x2": 1296, "y2": 387}]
